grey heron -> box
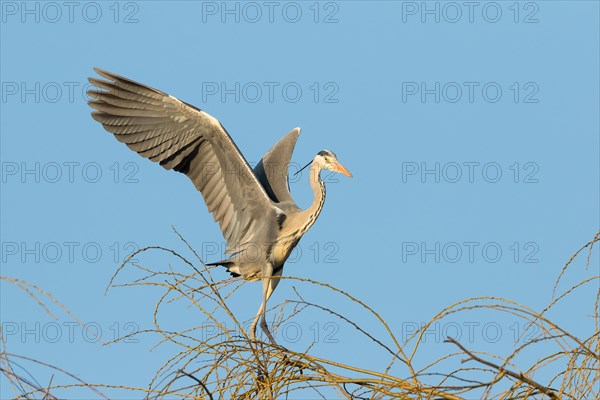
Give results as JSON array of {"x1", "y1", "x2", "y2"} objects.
[{"x1": 87, "y1": 69, "x2": 352, "y2": 344}]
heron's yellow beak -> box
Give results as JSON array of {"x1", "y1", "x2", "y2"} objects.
[{"x1": 332, "y1": 161, "x2": 352, "y2": 177}]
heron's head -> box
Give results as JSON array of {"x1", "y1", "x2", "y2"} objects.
[{"x1": 314, "y1": 150, "x2": 352, "y2": 177}]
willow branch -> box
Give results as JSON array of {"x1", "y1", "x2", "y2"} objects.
[{"x1": 444, "y1": 337, "x2": 559, "y2": 400}]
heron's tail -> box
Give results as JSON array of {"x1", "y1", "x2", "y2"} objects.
[{"x1": 206, "y1": 259, "x2": 241, "y2": 277}]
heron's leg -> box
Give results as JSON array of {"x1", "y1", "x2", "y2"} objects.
[
  {"x1": 250, "y1": 282, "x2": 268, "y2": 341},
  {"x1": 250, "y1": 264, "x2": 274, "y2": 342},
  {"x1": 259, "y1": 268, "x2": 282, "y2": 344}
]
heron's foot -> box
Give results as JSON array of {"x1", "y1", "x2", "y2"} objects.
[
  {"x1": 260, "y1": 317, "x2": 278, "y2": 346},
  {"x1": 280, "y1": 353, "x2": 309, "y2": 372},
  {"x1": 250, "y1": 320, "x2": 259, "y2": 342}
]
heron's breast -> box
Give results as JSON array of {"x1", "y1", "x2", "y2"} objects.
[{"x1": 271, "y1": 239, "x2": 300, "y2": 266}]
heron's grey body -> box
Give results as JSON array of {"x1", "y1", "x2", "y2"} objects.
[{"x1": 87, "y1": 69, "x2": 351, "y2": 343}]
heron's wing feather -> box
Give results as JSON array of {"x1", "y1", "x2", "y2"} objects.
[
  {"x1": 88, "y1": 68, "x2": 280, "y2": 254},
  {"x1": 253, "y1": 128, "x2": 300, "y2": 204}
]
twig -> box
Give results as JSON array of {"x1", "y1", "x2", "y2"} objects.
[
  {"x1": 444, "y1": 337, "x2": 559, "y2": 399},
  {"x1": 177, "y1": 369, "x2": 214, "y2": 400}
]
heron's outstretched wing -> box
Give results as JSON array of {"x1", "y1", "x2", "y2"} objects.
[
  {"x1": 253, "y1": 128, "x2": 300, "y2": 204},
  {"x1": 88, "y1": 68, "x2": 280, "y2": 255}
]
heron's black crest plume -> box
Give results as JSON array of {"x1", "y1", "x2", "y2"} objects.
[{"x1": 294, "y1": 160, "x2": 312, "y2": 176}]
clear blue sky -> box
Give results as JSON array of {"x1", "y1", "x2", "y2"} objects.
[{"x1": 1, "y1": 1, "x2": 599, "y2": 398}]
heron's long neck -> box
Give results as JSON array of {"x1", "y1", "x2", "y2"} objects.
[{"x1": 298, "y1": 163, "x2": 326, "y2": 235}]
